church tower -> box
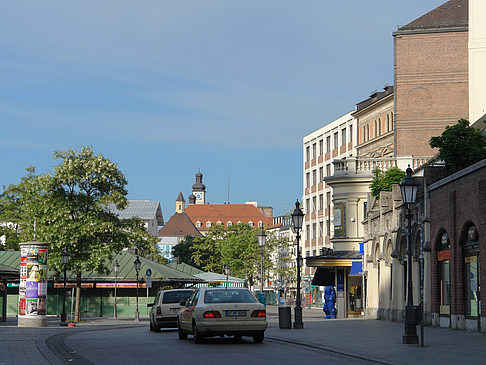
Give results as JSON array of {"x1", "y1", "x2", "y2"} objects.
[
  {"x1": 191, "y1": 170, "x2": 206, "y2": 205},
  {"x1": 176, "y1": 192, "x2": 186, "y2": 213}
]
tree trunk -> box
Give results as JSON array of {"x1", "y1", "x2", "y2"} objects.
[{"x1": 75, "y1": 271, "x2": 82, "y2": 322}]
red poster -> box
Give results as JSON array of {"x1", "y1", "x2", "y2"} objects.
[
  {"x1": 19, "y1": 298, "x2": 26, "y2": 315},
  {"x1": 21, "y1": 257, "x2": 27, "y2": 266}
]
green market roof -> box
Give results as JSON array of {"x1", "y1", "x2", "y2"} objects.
[
  {"x1": 166, "y1": 261, "x2": 204, "y2": 275},
  {"x1": 0, "y1": 250, "x2": 203, "y2": 284}
]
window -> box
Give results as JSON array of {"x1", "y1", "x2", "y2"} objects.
[
  {"x1": 364, "y1": 202, "x2": 368, "y2": 218},
  {"x1": 306, "y1": 146, "x2": 310, "y2": 162},
  {"x1": 319, "y1": 194, "x2": 323, "y2": 211},
  {"x1": 227, "y1": 221, "x2": 232, "y2": 227},
  {"x1": 306, "y1": 198, "x2": 310, "y2": 214},
  {"x1": 326, "y1": 164, "x2": 331, "y2": 177},
  {"x1": 313, "y1": 249, "x2": 317, "y2": 256},
  {"x1": 312, "y1": 143, "x2": 316, "y2": 159},
  {"x1": 306, "y1": 172, "x2": 310, "y2": 188},
  {"x1": 378, "y1": 117, "x2": 381, "y2": 135},
  {"x1": 312, "y1": 196, "x2": 316, "y2": 212},
  {"x1": 333, "y1": 132, "x2": 338, "y2": 150},
  {"x1": 342, "y1": 128, "x2": 346, "y2": 146},
  {"x1": 326, "y1": 191, "x2": 331, "y2": 208},
  {"x1": 306, "y1": 250, "x2": 310, "y2": 257},
  {"x1": 319, "y1": 139, "x2": 323, "y2": 155},
  {"x1": 306, "y1": 225, "x2": 310, "y2": 240},
  {"x1": 366, "y1": 125, "x2": 370, "y2": 141},
  {"x1": 196, "y1": 221, "x2": 201, "y2": 228},
  {"x1": 362, "y1": 126, "x2": 366, "y2": 142},
  {"x1": 258, "y1": 221, "x2": 263, "y2": 228},
  {"x1": 319, "y1": 167, "x2": 323, "y2": 183},
  {"x1": 319, "y1": 221, "x2": 323, "y2": 237},
  {"x1": 312, "y1": 223, "x2": 316, "y2": 239},
  {"x1": 387, "y1": 115, "x2": 390, "y2": 132},
  {"x1": 216, "y1": 221, "x2": 222, "y2": 225},
  {"x1": 438, "y1": 232, "x2": 451, "y2": 315},
  {"x1": 248, "y1": 221, "x2": 254, "y2": 227},
  {"x1": 326, "y1": 136, "x2": 331, "y2": 153},
  {"x1": 206, "y1": 221, "x2": 211, "y2": 228},
  {"x1": 349, "y1": 125, "x2": 352, "y2": 143},
  {"x1": 312, "y1": 170, "x2": 316, "y2": 186}
]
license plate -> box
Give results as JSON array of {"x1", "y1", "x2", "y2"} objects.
[
  {"x1": 225, "y1": 310, "x2": 247, "y2": 317},
  {"x1": 171, "y1": 308, "x2": 179, "y2": 313}
]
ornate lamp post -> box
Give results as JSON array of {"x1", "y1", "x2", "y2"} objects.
[
  {"x1": 114, "y1": 260, "x2": 119, "y2": 319},
  {"x1": 224, "y1": 264, "x2": 230, "y2": 288},
  {"x1": 400, "y1": 166, "x2": 419, "y2": 344},
  {"x1": 60, "y1": 246, "x2": 69, "y2": 325},
  {"x1": 291, "y1": 200, "x2": 304, "y2": 329},
  {"x1": 134, "y1": 252, "x2": 141, "y2": 322},
  {"x1": 257, "y1": 228, "x2": 267, "y2": 294}
]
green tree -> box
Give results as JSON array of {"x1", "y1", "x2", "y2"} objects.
[
  {"x1": 0, "y1": 147, "x2": 157, "y2": 321},
  {"x1": 430, "y1": 119, "x2": 486, "y2": 173},
  {"x1": 172, "y1": 235, "x2": 202, "y2": 268},
  {"x1": 369, "y1": 167, "x2": 406, "y2": 198}
]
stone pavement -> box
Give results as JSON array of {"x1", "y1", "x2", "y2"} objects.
[
  {"x1": 1, "y1": 308, "x2": 486, "y2": 364},
  {"x1": 265, "y1": 306, "x2": 486, "y2": 365}
]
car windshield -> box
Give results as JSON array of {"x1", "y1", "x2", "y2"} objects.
[
  {"x1": 162, "y1": 290, "x2": 193, "y2": 304},
  {"x1": 204, "y1": 289, "x2": 257, "y2": 304}
]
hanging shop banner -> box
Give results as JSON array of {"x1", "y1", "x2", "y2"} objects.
[
  {"x1": 19, "y1": 243, "x2": 48, "y2": 318},
  {"x1": 334, "y1": 202, "x2": 346, "y2": 238}
]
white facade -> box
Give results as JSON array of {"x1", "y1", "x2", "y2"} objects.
[
  {"x1": 302, "y1": 111, "x2": 357, "y2": 277},
  {"x1": 469, "y1": 0, "x2": 486, "y2": 123}
]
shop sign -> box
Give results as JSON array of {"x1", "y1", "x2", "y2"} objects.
[
  {"x1": 437, "y1": 250, "x2": 451, "y2": 261},
  {"x1": 334, "y1": 203, "x2": 346, "y2": 238}
]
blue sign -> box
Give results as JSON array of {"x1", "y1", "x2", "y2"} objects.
[
  {"x1": 337, "y1": 269, "x2": 344, "y2": 292},
  {"x1": 146, "y1": 268, "x2": 152, "y2": 277}
]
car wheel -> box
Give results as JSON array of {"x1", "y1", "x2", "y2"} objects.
[
  {"x1": 149, "y1": 319, "x2": 154, "y2": 332},
  {"x1": 253, "y1": 331, "x2": 264, "y2": 343},
  {"x1": 193, "y1": 323, "x2": 203, "y2": 344},
  {"x1": 234, "y1": 335, "x2": 242, "y2": 342},
  {"x1": 178, "y1": 320, "x2": 188, "y2": 340},
  {"x1": 153, "y1": 325, "x2": 161, "y2": 332}
]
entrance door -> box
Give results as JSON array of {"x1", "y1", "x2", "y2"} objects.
[{"x1": 463, "y1": 225, "x2": 480, "y2": 331}]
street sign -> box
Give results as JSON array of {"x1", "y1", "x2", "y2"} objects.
[
  {"x1": 146, "y1": 277, "x2": 152, "y2": 288},
  {"x1": 146, "y1": 268, "x2": 152, "y2": 277}
]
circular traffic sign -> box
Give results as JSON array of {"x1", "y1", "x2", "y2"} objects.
[{"x1": 146, "y1": 268, "x2": 152, "y2": 277}]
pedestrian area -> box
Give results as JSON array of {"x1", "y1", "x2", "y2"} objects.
[{"x1": 1, "y1": 307, "x2": 486, "y2": 365}]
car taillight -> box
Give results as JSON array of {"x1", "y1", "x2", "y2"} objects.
[
  {"x1": 156, "y1": 307, "x2": 162, "y2": 316},
  {"x1": 251, "y1": 310, "x2": 266, "y2": 318},
  {"x1": 203, "y1": 311, "x2": 222, "y2": 318}
]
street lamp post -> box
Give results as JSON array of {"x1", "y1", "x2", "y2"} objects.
[
  {"x1": 291, "y1": 200, "x2": 304, "y2": 329},
  {"x1": 224, "y1": 264, "x2": 230, "y2": 288},
  {"x1": 134, "y1": 251, "x2": 141, "y2": 322},
  {"x1": 114, "y1": 260, "x2": 119, "y2": 319},
  {"x1": 60, "y1": 246, "x2": 69, "y2": 325},
  {"x1": 257, "y1": 228, "x2": 267, "y2": 294},
  {"x1": 400, "y1": 166, "x2": 419, "y2": 344}
]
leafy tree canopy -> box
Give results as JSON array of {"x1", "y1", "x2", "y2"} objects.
[
  {"x1": 0, "y1": 146, "x2": 158, "y2": 320},
  {"x1": 369, "y1": 167, "x2": 406, "y2": 199},
  {"x1": 429, "y1": 119, "x2": 486, "y2": 173},
  {"x1": 172, "y1": 235, "x2": 202, "y2": 268}
]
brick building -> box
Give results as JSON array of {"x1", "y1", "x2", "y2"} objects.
[
  {"x1": 429, "y1": 159, "x2": 486, "y2": 332},
  {"x1": 393, "y1": 0, "x2": 468, "y2": 158}
]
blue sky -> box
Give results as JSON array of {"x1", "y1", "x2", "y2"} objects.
[{"x1": 1, "y1": 0, "x2": 445, "y2": 219}]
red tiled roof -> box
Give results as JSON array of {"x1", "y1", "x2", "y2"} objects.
[
  {"x1": 185, "y1": 204, "x2": 273, "y2": 228},
  {"x1": 158, "y1": 212, "x2": 201, "y2": 237},
  {"x1": 396, "y1": 0, "x2": 467, "y2": 33}
]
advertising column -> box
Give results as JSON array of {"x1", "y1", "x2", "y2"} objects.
[{"x1": 18, "y1": 242, "x2": 49, "y2": 327}]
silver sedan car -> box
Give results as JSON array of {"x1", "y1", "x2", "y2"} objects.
[{"x1": 177, "y1": 287, "x2": 268, "y2": 343}]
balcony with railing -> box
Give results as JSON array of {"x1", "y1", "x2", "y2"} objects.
[{"x1": 332, "y1": 156, "x2": 432, "y2": 177}]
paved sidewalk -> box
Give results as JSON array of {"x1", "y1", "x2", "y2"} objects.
[
  {"x1": 265, "y1": 306, "x2": 486, "y2": 365},
  {"x1": 2, "y1": 309, "x2": 486, "y2": 365}
]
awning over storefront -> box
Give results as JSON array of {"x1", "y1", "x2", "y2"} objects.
[
  {"x1": 311, "y1": 267, "x2": 335, "y2": 286},
  {"x1": 349, "y1": 262, "x2": 363, "y2": 276}
]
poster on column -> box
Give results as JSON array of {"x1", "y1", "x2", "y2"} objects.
[{"x1": 19, "y1": 244, "x2": 48, "y2": 317}]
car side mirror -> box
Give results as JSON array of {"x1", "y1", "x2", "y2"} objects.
[
  {"x1": 180, "y1": 301, "x2": 187, "y2": 307},
  {"x1": 147, "y1": 303, "x2": 154, "y2": 307}
]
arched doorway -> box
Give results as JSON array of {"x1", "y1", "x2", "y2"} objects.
[
  {"x1": 462, "y1": 224, "x2": 480, "y2": 331},
  {"x1": 437, "y1": 231, "x2": 451, "y2": 327}
]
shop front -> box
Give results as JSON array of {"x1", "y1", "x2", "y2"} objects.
[{"x1": 306, "y1": 250, "x2": 363, "y2": 318}]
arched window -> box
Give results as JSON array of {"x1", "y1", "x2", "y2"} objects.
[
  {"x1": 206, "y1": 221, "x2": 211, "y2": 228},
  {"x1": 437, "y1": 231, "x2": 451, "y2": 316},
  {"x1": 227, "y1": 221, "x2": 232, "y2": 227},
  {"x1": 386, "y1": 114, "x2": 390, "y2": 132},
  {"x1": 366, "y1": 125, "x2": 370, "y2": 141},
  {"x1": 462, "y1": 224, "x2": 480, "y2": 319}
]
